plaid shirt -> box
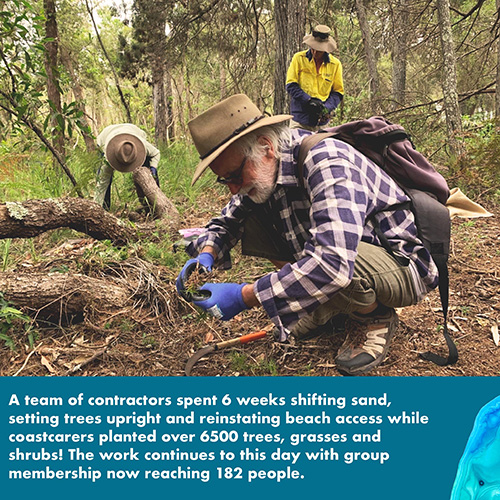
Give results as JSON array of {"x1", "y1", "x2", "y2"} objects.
[{"x1": 188, "y1": 129, "x2": 439, "y2": 340}]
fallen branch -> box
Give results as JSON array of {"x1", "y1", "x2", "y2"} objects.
[
  {"x1": 0, "y1": 272, "x2": 130, "y2": 320},
  {"x1": 0, "y1": 198, "x2": 135, "y2": 245},
  {"x1": 132, "y1": 168, "x2": 180, "y2": 225}
]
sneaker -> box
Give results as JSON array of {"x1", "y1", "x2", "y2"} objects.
[
  {"x1": 335, "y1": 308, "x2": 398, "y2": 375},
  {"x1": 291, "y1": 314, "x2": 347, "y2": 341}
]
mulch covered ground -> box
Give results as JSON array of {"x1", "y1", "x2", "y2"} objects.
[{"x1": 1, "y1": 198, "x2": 498, "y2": 378}]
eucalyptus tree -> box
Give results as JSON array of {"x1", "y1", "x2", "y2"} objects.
[
  {"x1": 354, "y1": 0, "x2": 381, "y2": 114},
  {"x1": 131, "y1": 0, "x2": 174, "y2": 144},
  {"x1": 497, "y1": 0, "x2": 500, "y2": 119},
  {"x1": 86, "y1": 0, "x2": 132, "y2": 123},
  {"x1": 273, "y1": 0, "x2": 308, "y2": 114},
  {"x1": 436, "y1": 0, "x2": 463, "y2": 155},
  {"x1": 43, "y1": 0, "x2": 65, "y2": 157},
  {"x1": 0, "y1": 0, "x2": 83, "y2": 194},
  {"x1": 390, "y1": 0, "x2": 410, "y2": 110}
]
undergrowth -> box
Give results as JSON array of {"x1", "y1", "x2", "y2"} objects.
[
  {"x1": 450, "y1": 119, "x2": 500, "y2": 202},
  {"x1": 0, "y1": 292, "x2": 36, "y2": 350}
]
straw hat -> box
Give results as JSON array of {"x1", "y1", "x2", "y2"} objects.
[
  {"x1": 188, "y1": 94, "x2": 292, "y2": 185},
  {"x1": 104, "y1": 132, "x2": 147, "y2": 173},
  {"x1": 303, "y1": 24, "x2": 337, "y2": 53}
]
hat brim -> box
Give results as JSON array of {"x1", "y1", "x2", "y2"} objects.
[
  {"x1": 303, "y1": 34, "x2": 337, "y2": 53},
  {"x1": 191, "y1": 114, "x2": 292, "y2": 185},
  {"x1": 105, "y1": 133, "x2": 147, "y2": 173}
]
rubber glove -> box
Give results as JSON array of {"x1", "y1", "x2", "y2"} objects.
[
  {"x1": 307, "y1": 98, "x2": 324, "y2": 124},
  {"x1": 175, "y1": 252, "x2": 215, "y2": 296},
  {"x1": 193, "y1": 282, "x2": 249, "y2": 321}
]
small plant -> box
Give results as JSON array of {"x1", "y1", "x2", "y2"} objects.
[
  {"x1": 0, "y1": 292, "x2": 33, "y2": 350},
  {"x1": 229, "y1": 352, "x2": 251, "y2": 373},
  {"x1": 119, "y1": 318, "x2": 134, "y2": 333},
  {"x1": 49, "y1": 264, "x2": 70, "y2": 273},
  {"x1": 256, "y1": 358, "x2": 278, "y2": 376},
  {"x1": 142, "y1": 333, "x2": 157, "y2": 347},
  {"x1": 82, "y1": 240, "x2": 130, "y2": 267},
  {"x1": 1, "y1": 239, "x2": 11, "y2": 271}
]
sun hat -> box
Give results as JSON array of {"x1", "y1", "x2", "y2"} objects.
[
  {"x1": 104, "y1": 132, "x2": 147, "y2": 173},
  {"x1": 303, "y1": 24, "x2": 337, "y2": 53},
  {"x1": 188, "y1": 94, "x2": 292, "y2": 185}
]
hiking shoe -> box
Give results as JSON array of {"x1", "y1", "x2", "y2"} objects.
[
  {"x1": 291, "y1": 314, "x2": 347, "y2": 341},
  {"x1": 335, "y1": 308, "x2": 398, "y2": 375}
]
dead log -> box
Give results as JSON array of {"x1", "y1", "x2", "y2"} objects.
[
  {"x1": 132, "y1": 167, "x2": 180, "y2": 227},
  {"x1": 0, "y1": 272, "x2": 129, "y2": 319},
  {"x1": 0, "y1": 198, "x2": 135, "y2": 245}
]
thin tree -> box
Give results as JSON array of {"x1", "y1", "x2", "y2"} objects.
[
  {"x1": 85, "y1": 0, "x2": 132, "y2": 123},
  {"x1": 391, "y1": 0, "x2": 410, "y2": 110},
  {"x1": 436, "y1": 0, "x2": 464, "y2": 156},
  {"x1": 60, "y1": 46, "x2": 96, "y2": 153},
  {"x1": 495, "y1": 0, "x2": 500, "y2": 120},
  {"x1": 355, "y1": 0, "x2": 381, "y2": 114},
  {"x1": 273, "y1": 0, "x2": 308, "y2": 115},
  {"x1": 43, "y1": 0, "x2": 65, "y2": 157},
  {"x1": 133, "y1": 0, "x2": 174, "y2": 144}
]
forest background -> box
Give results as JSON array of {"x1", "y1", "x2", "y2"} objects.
[{"x1": 0, "y1": 0, "x2": 499, "y2": 377}]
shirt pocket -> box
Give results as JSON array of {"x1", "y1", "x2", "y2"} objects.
[
  {"x1": 299, "y1": 68, "x2": 317, "y2": 96},
  {"x1": 317, "y1": 75, "x2": 333, "y2": 99}
]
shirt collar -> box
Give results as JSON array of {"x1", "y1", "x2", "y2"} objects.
[
  {"x1": 305, "y1": 49, "x2": 331, "y2": 64},
  {"x1": 276, "y1": 128, "x2": 312, "y2": 187}
]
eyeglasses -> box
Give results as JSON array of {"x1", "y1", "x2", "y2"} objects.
[{"x1": 216, "y1": 157, "x2": 247, "y2": 186}]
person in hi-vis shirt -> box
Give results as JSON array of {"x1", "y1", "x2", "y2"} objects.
[{"x1": 286, "y1": 24, "x2": 344, "y2": 130}]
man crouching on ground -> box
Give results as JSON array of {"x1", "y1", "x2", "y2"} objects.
[{"x1": 175, "y1": 94, "x2": 438, "y2": 376}]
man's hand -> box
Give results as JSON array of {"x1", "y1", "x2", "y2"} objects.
[
  {"x1": 192, "y1": 282, "x2": 249, "y2": 321},
  {"x1": 307, "y1": 98, "x2": 326, "y2": 124},
  {"x1": 176, "y1": 252, "x2": 215, "y2": 298}
]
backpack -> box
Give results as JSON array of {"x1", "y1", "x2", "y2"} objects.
[{"x1": 297, "y1": 116, "x2": 457, "y2": 366}]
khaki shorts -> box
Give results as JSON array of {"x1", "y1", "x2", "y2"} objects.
[
  {"x1": 242, "y1": 215, "x2": 418, "y2": 323},
  {"x1": 289, "y1": 119, "x2": 323, "y2": 132}
]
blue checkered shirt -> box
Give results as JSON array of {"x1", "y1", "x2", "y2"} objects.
[{"x1": 187, "y1": 129, "x2": 439, "y2": 340}]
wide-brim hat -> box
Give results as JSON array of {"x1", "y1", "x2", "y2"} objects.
[
  {"x1": 188, "y1": 94, "x2": 292, "y2": 185},
  {"x1": 303, "y1": 24, "x2": 337, "y2": 53},
  {"x1": 105, "y1": 132, "x2": 147, "y2": 173}
]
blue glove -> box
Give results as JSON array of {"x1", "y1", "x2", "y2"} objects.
[
  {"x1": 176, "y1": 252, "x2": 215, "y2": 297},
  {"x1": 193, "y1": 282, "x2": 249, "y2": 321}
]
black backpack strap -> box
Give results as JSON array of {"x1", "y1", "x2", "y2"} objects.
[
  {"x1": 297, "y1": 131, "x2": 337, "y2": 188},
  {"x1": 419, "y1": 254, "x2": 458, "y2": 365},
  {"x1": 372, "y1": 212, "x2": 457, "y2": 366}
]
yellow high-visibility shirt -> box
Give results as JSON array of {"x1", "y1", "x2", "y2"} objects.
[{"x1": 286, "y1": 50, "x2": 343, "y2": 101}]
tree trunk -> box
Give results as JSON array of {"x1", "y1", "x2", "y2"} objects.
[
  {"x1": 436, "y1": 0, "x2": 464, "y2": 156},
  {"x1": 355, "y1": 0, "x2": 381, "y2": 114},
  {"x1": 43, "y1": 0, "x2": 65, "y2": 158},
  {"x1": 273, "y1": 0, "x2": 308, "y2": 115},
  {"x1": 59, "y1": 46, "x2": 96, "y2": 153},
  {"x1": 132, "y1": 168, "x2": 180, "y2": 227},
  {"x1": 0, "y1": 198, "x2": 134, "y2": 245},
  {"x1": 164, "y1": 63, "x2": 174, "y2": 139},
  {"x1": 136, "y1": 0, "x2": 174, "y2": 145},
  {"x1": 85, "y1": 0, "x2": 132, "y2": 123},
  {"x1": 152, "y1": 57, "x2": 169, "y2": 145},
  {"x1": 220, "y1": 58, "x2": 227, "y2": 99},
  {"x1": 496, "y1": 0, "x2": 500, "y2": 121},
  {"x1": 0, "y1": 272, "x2": 130, "y2": 319},
  {"x1": 391, "y1": 0, "x2": 409, "y2": 110}
]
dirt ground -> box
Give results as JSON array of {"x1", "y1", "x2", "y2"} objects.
[{"x1": 1, "y1": 198, "x2": 499, "y2": 378}]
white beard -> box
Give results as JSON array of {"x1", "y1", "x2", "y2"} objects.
[{"x1": 240, "y1": 158, "x2": 277, "y2": 204}]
